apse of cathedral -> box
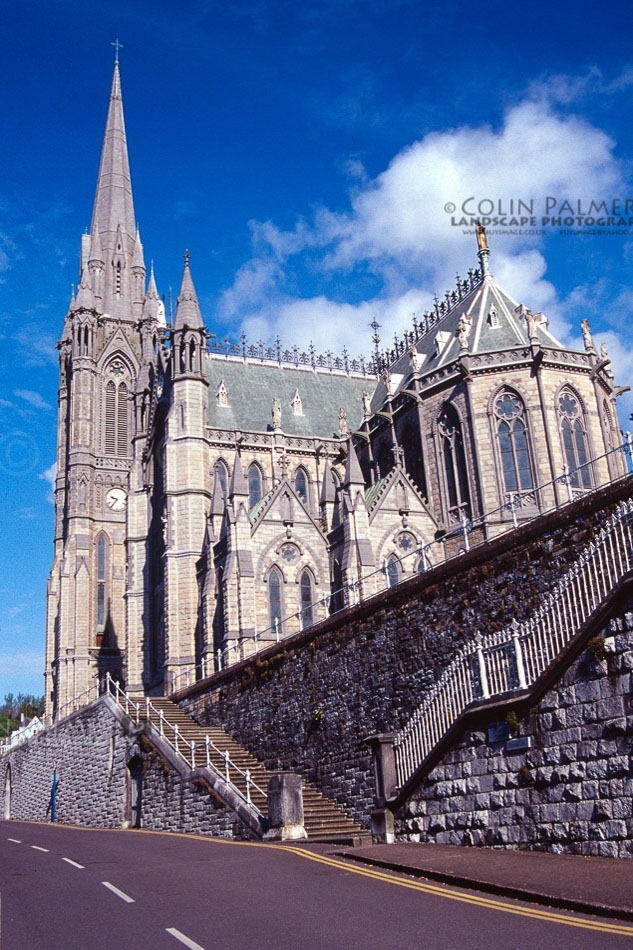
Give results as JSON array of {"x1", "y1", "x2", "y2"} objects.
[{"x1": 44, "y1": 62, "x2": 626, "y2": 717}]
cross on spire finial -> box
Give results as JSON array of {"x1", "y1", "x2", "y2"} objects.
[
  {"x1": 184, "y1": 249, "x2": 190, "y2": 267},
  {"x1": 112, "y1": 38, "x2": 123, "y2": 63},
  {"x1": 369, "y1": 316, "x2": 381, "y2": 368}
]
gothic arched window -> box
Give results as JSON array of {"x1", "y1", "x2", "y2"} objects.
[
  {"x1": 331, "y1": 469, "x2": 342, "y2": 528},
  {"x1": 330, "y1": 559, "x2": 344, "y2": 613},
  {"x1": 401, "y1": 424, "x2": 426, "y2": 496},
  {"x1": 558, "y1": 389, "x2": 591, "y2": 489},
  {"x1": 248, "y1": 464, "x2": 262, "y2": 509},
  {"x1": 294, "y1": 467, "x2": 308, "y2": 505},
  {"x1": 268, "y1": 567, "x2": 283, "y2": 632},
  {"x1": 96, "y1": 533, "x2": 109, "y2": 640},
  {"x1": 386, "y1": 556, "x2": 400, "y2": 588},
  {"x1": 104, "y1": 362, "x2": 131, "y2": 457},
  {"x1": 494, "y1": 390, "x2": 534, "y2": 494},
  {"x1": 300, "y1": 570, "x2": 314, "y2": 628},
  {"x1": 117, "y1": 382, "x2": 128, "y2": 456},
  {"x1": 215, "y1": 460, "x2": 228, "y2": 501},
  {"x1": 377, "y1": 444, "x2": 393, "y2": 479},
  {"x1": 438, "y1": 404, "x2": 470, "y2": 520},
  {"x1": 105, "y1": 381, "x2": 116, "y2": 455}
]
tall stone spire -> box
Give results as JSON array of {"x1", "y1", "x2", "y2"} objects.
[{"x1": 90, "y1": 61, "x2": 136, "y2": 262}]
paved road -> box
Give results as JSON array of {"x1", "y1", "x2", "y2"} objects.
[{"x1": 1, "y1": 820, "x2": 631, "y2": 949}]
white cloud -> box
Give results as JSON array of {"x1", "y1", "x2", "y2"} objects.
[
  {"x1": 14, "y1": 389, "x2": 53, "y2": 412},
  {"x1": 218, "y1": 76, "x2": 628, "y2": 364},
  {"x1": 38, "y1": 461, "x2": 56, "y2": 504}
]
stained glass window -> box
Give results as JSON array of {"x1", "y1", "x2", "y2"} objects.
[
  {"x1": 559, "y1": 390, "x2": 591, "y2": 489},
  {"x1": 494, "y1": 391, "x2": 534, "y2": 494},
  {"x1": 249, "y1": 464, "x2": 262, "y2": 509},
  {"x1": 300, "y1": 571, "x2": 313, "y2": 628}
]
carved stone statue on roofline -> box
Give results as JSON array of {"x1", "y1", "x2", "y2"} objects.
[{"x1": 272, "y1": 396, "x2": 282, "y2": 430}]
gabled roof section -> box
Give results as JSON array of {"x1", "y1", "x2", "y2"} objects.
[
  {"x1": 250, "y1": 479, "x2": 325, "y2": 537},
  {"x1": 90, "y1": 63, "x2": 136, "y2": 262},
  {"x1": 364, "y1": 465, "x2": 438, "y2": 528},
  {"x1": 372, "y1": 273, "x2": 566, "y2": 409},
  {"x1": 207, "y1": 356, "x2": 373, "y2": 439}
]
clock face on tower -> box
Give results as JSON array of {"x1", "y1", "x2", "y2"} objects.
[{"x1": 105, "y1": 487, "x2": 127, "y2": 511}]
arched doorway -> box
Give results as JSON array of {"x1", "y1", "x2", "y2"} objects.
[
  {"x1": 4, "y1": 767, "x2": 11, "y2": 820},
  {"x1": 126, "y1": 754, "x2": 144, "y2": 829}
]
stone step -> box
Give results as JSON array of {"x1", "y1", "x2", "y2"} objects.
[{"x1": 148, "y1": 698, "x2": 364, "y2": 840}]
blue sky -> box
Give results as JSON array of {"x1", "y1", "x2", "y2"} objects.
[{"x1": 1, "y1": 0, "x2": 632, "y2": 698}]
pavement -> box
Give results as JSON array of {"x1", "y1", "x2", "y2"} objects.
[
  {"x1": 335, "y1": 841, "x2": 633, "y2": 921},
  {"x1": 3, "y1": 821, "x2": 633, "y2": 949}
]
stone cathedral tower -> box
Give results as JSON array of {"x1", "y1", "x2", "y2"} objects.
[{"x1": 44, "y1": 61, "x2": 162, "y2": 715}]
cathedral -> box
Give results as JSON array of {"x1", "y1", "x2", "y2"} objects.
[{"x1": 44, "y1": 62, "x2": 626, "y2": 718}]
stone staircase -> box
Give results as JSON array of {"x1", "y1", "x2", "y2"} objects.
[{"x1": 149, "y1": 698, "x2": 364, "y2": 841}]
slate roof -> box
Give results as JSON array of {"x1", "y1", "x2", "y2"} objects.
[
  {"x1": 207, "y1": 356, "x2": 373, "y2": 439},
  {"x1": 371, "y1": 274, "x2": 568, "y2": 410}
]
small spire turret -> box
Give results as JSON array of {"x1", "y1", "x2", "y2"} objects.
[{"x1": 173, "y1": 251, "x2": 203, "y2": 329}]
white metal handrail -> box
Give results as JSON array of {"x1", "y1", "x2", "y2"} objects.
[
  {"x1": 103, "y1": 675, "x2": 267, "y2": 815},
  {"x1": 169, "y1": 438, "x2": 633, "y2": 691},
  {"x1": 393, "y1": 498, "x2": 633, "y2": 790}
]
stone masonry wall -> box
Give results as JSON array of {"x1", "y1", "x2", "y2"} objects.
[
  {"x1": 396, "y1": 605, "x2": 633, "y2": 858},
  {"x1": 136, "y1": 735, "x2": 244, "y2": 838},
  {"x1": 1, "y1": 702, "x2": 127, "y2": 827},
  {"x1": 178, "y1": 480, "x2": 633, "y2": 830},
  {"x1": 0, "y1": 698, "x2": 245, "y2": 838}
]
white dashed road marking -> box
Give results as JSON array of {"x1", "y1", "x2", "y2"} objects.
[
  {"x1": 166, "y1": 928, "x2": 206, "y2": 949},
  {"x1": 62, "y1": 857, "x2": 84, "y2": 869},
  {"x1": 31, "y1": 845, "x2": 49, "y2": 852},
  {"x1": 7, "y1": 838, "x2": 21, "y2": 843},
  {"x1": 101, "y1": 881, "x2": 135, "y2": 903}
]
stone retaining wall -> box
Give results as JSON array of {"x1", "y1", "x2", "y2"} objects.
[
  {"x1": 1, "y1": 701, "x2": 126, "y2": 827},
  {"x1": 0, "y1": 697, "x2": 244, "y2": 838},
  {"x1": 178, "y1": 482, "x2": 633, "y2": 829},
  {"x1": 396, "y1": 605, "x2": 633, "y2": 858}
]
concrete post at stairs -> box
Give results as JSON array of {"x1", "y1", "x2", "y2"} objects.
[
  {"x1": 366, "y1": 733, "x2": 397, "y2": 844},
  {"x1": 264, "y1": 773, "x2": 307, "y2": 841}
]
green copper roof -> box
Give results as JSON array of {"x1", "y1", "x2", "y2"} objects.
[
  {"x1": 249, "y1": 487, "x2": 274, "y2": 524},
  {"x1": 364, "y1": 475, "x2": 389, "y2": 510},
  {"x1": 207, "y1": 356, "x2": 373, "y2": 439}
]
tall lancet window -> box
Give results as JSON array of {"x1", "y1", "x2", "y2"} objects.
[
  {"x1": 215, "y1": 460, "x2": 228, "y2": 501},
  {"x1": 96, "y1": 533, "x2": 109, "y2": 636},
  {"x1": 386, "y1": 556, "x2": 400, "y2": 588},
  {"x1": 300, "y1": 570, "x2": 314, "y2": 628},
  {"x1": 105, "y1": 381, "x2": 116, "y2": 455},
  {"x1": 438, "y1": 405, "x2": 470, "y2": 520},
  {"x1": 249, "y1": 464, "x2": 262, "y2": 509},
  {"x1": 558, "y1": 389, "x2": 592, "y2": 489},
  {"x1": 104, "y1": 360, "x2": 132, "y2": 457},
  {"x1": 294, "y1": 467, "x2": 308, "y2": 505},
  {"x1": 268, "y1": 567, "x2": 283, "y2": 632},
  {"x1": 494, "y1": 390, "x2": 534, "y2": 494},
  {"x1": 117, "y1": 382, "x2": 128, "y2": 456}
]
